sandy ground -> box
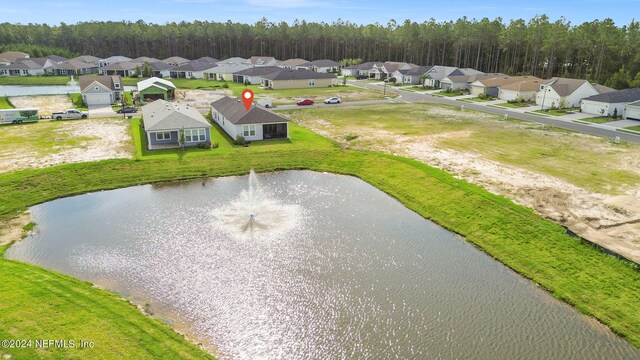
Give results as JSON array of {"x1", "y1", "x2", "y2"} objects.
[
  {"x1": 174, "y1": 89, "x2": 227, "y2": 110},
  {"x1": 9, "y1": 95, "x2": 73, "y2": 117},
  {"x1": 0, "y1": 213, "x2": 31, "y2": 246},
  {"x1": 0, "y1": 120, "x2": 132, "y2": 173},
  {"x1": 296, "y1": 108, "x2": 640, "y2": 264}
]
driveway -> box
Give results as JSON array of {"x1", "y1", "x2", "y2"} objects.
[
  {"x1": 88, "y1": 104, "x2": 118, "y2": 118},
  {"x1": 603, "y1": 119, "x2": 640, "y2": 128}
]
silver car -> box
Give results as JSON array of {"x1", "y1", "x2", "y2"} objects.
[{"x1": 324, "y1": 97, "x2": 341, "y2": 104}]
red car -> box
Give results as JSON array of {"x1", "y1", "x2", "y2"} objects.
[{"x1": 296, "y1": 99, "x2": 315, "y2": 106}]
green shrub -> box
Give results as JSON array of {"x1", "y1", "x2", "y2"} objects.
[
  {"x1": 196, "y1": 141, "x2": 212, "y2": 149},
  {"x1": 234, "y1": 135, "x2": 247, "y2": 146}
]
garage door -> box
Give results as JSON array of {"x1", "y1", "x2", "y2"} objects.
[
  {"x1": 84, "y1": 93, "x2": 112, "y2": 105},
  {"x1": 581, "y1": 101, "x2": 606, "y2": 116},
  {"x1": 625, "y1": 107, "x2": 640, "y2": 120}
]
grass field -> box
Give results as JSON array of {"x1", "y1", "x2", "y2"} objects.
[
  {"x1": 1, "y1": 122, "x2": 640, "y2": 356},
  {"x1": 626, "y1": 125, "x2": 640, "y2": 131},
  {"x1": 0, "y1": 97, "x2": 14, "y2": 109},
  {"x1": 583, "y1": 116, "x2": 616, "y2": 124},
  {"x1": 434, "y1": 90, "x2": 466, "y2": 97},
  {"x1": 494, "y1": 101, "x2": 536, "y2": 108},
  {"x1": 0, "y1": 121, "x2": 96, "y2": 156},
  {"x1": 285, "y1": 103, "x2": 640, "y2": 194},
  {"x1": 0, "y1": 76, "x2": 70, "y2": 85}
]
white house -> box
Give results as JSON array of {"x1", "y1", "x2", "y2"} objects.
[
  {"x1": 309, "y1": 59, "x2": 340, "y2": 73},
  {"x1": 142, "y1": 100, "x2": 212, "y2": 150},
  {"x1": 80, "y1": 75, "x2": 123, "y2": 105},
  {"x1": 203, "y1": 64, "x2": 252, "y2": 81},
  {"x1": 536, "y1": 78, "x2": 614, "y2": 109},
  {"x1": 580, "y1": 88, "x2": 640, "y2": 117},
  {"x1": 423, "y1": 66, "x2": 461, "y2": 88},
  {"x1": 99, "y1": 61, "x2": 138, "y2": 77},
  {"x1": 211, "y1": 96, "x2": 289, "y2": 141},
  {"x1": 232, "y1": 66, "x2": 282, "y2": 85},
  {"x1": 249, "y1": 56, "x2": 280, "y2": 67},
  {"x1": 624, "y1": 100, "x2": 640, "y2": 120},
  {"x1": 0, "y1": 59, "x2": 48, "y2": 76},
  {"x1": 279, "y1": 58, "x2": 311, "y2": 69},
  {"x1": 170, "y1": 59, "x2": 218, "y2": 79},
  {"x1": 98, "y1": 56, "x2": 132, "y2": 68}
]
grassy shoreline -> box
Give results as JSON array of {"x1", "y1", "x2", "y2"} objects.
[{"x1": 1, "y1": 126, "x2": 639, "y2": 356}]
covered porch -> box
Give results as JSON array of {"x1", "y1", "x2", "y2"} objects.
[{"x1": 263, "y1": 123, "x2": 288, "y2": 140}]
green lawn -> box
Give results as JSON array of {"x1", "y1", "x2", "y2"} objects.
[
  {"x1": 0, "y1": 97, "x2": 14, "y2": 109},
  {"x1": 286, "y1": 103, "x2": 640, "y2": 194},
  {"x1": 494, "y1": 101, "x2": 536, "y2": 108},
  {"x1": 532, "y1": 109, "x2": 579, "y2": 116},
  {"x1": 626, "y1": 125, "x2": 640, "y2": 131},
  {"x1": 434, "y1": 90, "x2": 466, "y2": 97},
  {"x1": 69, "y1": 93, "x2": 88, "y2": 111},
  {"x1": 1, "y1": 123, "x2": 640, "y2": 355},
  {"x1": 0, "y1": 76, "x2": 70, "y2": 85},
  {"x1": 583, "y1": 116, "x2": 617, "y2": 124}
]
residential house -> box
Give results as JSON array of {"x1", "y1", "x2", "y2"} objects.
[
  {"x1": 309, "y1": 59, "x2": 340, "y2": 73},
  {"x1": 80, "y1": 75, "x2": 123, "y2": 106},
  {"x1": 137, "y1": 77, "x2": 176, "y2": 104},
  {"x1": 536, "y1": 77, "x2": 614, "y2": 109},
  {"x1": 0, "y1": 51, "x2": 29, "y2": 65},
  {"x1": 250, "y1": 56, "x2": 280, "y2": 67},
  {"x1": 624, "y1": 100, "x2": 640, "y2": 120},
  {"x1": 422, "y1": 66, "x2": 461, "y2": 88},
  {"x1": 149, "y1": 61, "x2": 176, "y2": 78},
  {"x1": 131, "y1": 56, "x2": 161, "y2": 64},
  {"x1": 170, "y1": 59, "x2": 219, "y2": 79},
  {"x1": 98, "y1": 56, "x2": 132, "y2": 68},
  {"x1": 211, "y1": 96, "x2": 289, "y2": 141},
  {"x1": 163, "y1": 56, "x2": 191, "y2": 67},
  {"x1": 233, "y1": 66, "x2": 282, "y2": 85},
  {"x1": 341, "y1": 62, "x2": 377, "y2": 77},
  {"x1": 46, "y1": 55, "x2": 68, "y2": 63},
  {"x1": 279, "y1": 58, "x2": 311, "y2": 69},
  {"x1": 216, "y1": 57, "x2": 251, "y2": 66},
  {"x1": 0, "y1": 57, "x2": 54, "y2": 76},
  {"x1": 203, "y1": 63, "x2": 252, "y2": 81},
  {"x1": 70, "y1": 55, "x2": 101, "y2": 67},
  {"x1": 392, "y1": 66, "x2": 432, "y2": 85},
  {"x1": 142, "y1": 99, "x2": 211, "y2": 150},
  {"x1": 470, "y1": 75, "x2": 540, "y2": 97},
  {"x1": 100, "y1": 61, "x2": 139, "y2": 77},
  {"x1": 580, "y1": 88, "x2": 640, "y2": 117},
  {"x1": 261, "y1": 68, "x2": 337, "y2": 89},
  {"x1": 369, "y1": 62, "x2": 415, "y2": 80},
  {"x1": 440, "y1": 73, "x2": 500, "y2": 91},
  {"x1": 498, "y1": 78, "x2": 545, "y2": 101},
  {"x1": 48, "y1": 60, "x2": 99, "y2": 76}
]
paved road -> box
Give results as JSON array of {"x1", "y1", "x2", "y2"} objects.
[
  {"x1": 348, "y1": 81, "x2": 640, "y2": 144},
  {"x1": 273, "y1": 99, "x2": 394, "y2": 111}
]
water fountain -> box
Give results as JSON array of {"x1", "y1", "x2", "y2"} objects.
[
  {"x1": 212, "y1": 170, "x2": 301, "y2": 240},
  {"x1": 67, "y1": 75, "x2": 78, "y2": 86}
]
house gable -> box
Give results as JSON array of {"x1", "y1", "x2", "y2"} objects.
[{"x1": 81, "y1": 80, "x2": 113, "y2": 95}]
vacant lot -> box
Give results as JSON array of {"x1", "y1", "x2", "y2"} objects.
[
  {"x1": 0, "y1": 119, "x2": 132, "y2": 172},
  {"x1": 9, "y1": 95, "x2": 73, "y2": 117},
  {"x1": 286, "y1": 103, "x2": 640, "y2": 262}
]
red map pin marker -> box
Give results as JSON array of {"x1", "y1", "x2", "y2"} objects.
[{"x1": 241, "y1": 89, "x2": 254, "y2": 111}]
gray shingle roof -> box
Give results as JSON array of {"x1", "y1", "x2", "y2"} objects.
[
  {"x1": 142, "y1": 99, "x2": 211, "y2": 131},
  {"x1": 173, "y1": 60, "x2": 218, "y2": 72},
  {"x1": 102, "y1": 61, "x2": 138, "y2": 71},
  {"x1": 71, "y1": 55, "x2": 100, "y2": 63},
  {"x1": 404, "y1": 66, "x2": 432, "y2": 76},
  {"x1": 4, "y1": 59, "x2": 43, "y2": 70},
  {"x1": 80, "y1": 75, "x2": 122, "y2": 92},
  {"x1": 51, "y1": 59, "x2": 96, "y2": 70},
  {"x1": 262, "y1": 68, "x2": 336, "y2": 81},
  {"x1": 344, "y1": 62, "x2": 376, "y2": 70},
  {"x1": 582, "y1": 88, "x2": 640, "y2": 103},
  {"x1": 211, "y1": 96, "x2": 289, "y2": 125},
  {"x1": 310, "y1": 59, "x2": 340, "y2": 67},
  {"x1": 234, "y1": 66, "x2": 282, "y2": 76}
]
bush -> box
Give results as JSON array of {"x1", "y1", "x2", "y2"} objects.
[
  {"x1": 196, "y1": 141, "x2": 212, "y2": 149},
  {"x1": 222, "y1": 82, "x2": 229, "y2": 89},
  {"x1": 234, "y1": 135, "x2": 246, "y2": 146},
  {"x1": 211, "y1": 142, "x2": 219, "y2": 149}
]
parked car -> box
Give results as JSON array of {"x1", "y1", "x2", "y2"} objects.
[
  {"x1": 257, "y1": 99, "x2": 273, "y2": 108},
  {"x1": 116, "y1": 106, "x2": 138, "y2": 114},
  {"x1": 355, "y1": 75, "x2": 368, "y2": 80},
  {"x1": 324, "y1": 97, "x2": 341, "y2": 104},
  {"x1": 51, "y1": 109, "x2": 88, "y2": 120},
  {"x1": 296, "y1": 99, "x2": 315, "y2": 106}
]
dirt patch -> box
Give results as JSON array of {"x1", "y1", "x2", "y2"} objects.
[
  {"x1": 296, "y1": 106, "x2": 640, "y2": 263},
  {"x1": 0, "y1": 120, "x2": 132, "y2": 173},
  {"x1": 174, "y1": 89, "x2": 228, "y2": 110},
  {"x1": 0, "y1": 213, "x2": 31, "y2": 246},
  {"x1": 9, "y1": 95, "x2": 73, "y2": 117}
]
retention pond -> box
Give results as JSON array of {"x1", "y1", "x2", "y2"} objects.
[{"x1": 6, "y1": 171, "x2": 639, "y2": 359}]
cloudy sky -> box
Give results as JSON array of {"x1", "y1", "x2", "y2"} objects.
[{"x1": 2, "y1": 0, "x2": 637, "y2": 26}]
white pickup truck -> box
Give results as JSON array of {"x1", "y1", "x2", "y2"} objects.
[{"x1": 51, "y1": 109, "x2": 88, "y2": 120}]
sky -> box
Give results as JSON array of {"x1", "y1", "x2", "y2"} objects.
[{"x1": 0, "y1": 0, "x2": 637, "y2": 27}]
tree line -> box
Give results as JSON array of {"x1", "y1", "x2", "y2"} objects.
[{"x1": 1, "y1": 15, "x2": 639, "y2": 88}]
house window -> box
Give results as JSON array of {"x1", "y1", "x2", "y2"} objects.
[
  {"x1": 94, "y1": 86, "x2": 100, "y2": 91},
  {"x1": 308, "y1": 79, "x2": 316, "y2": 86},
  {"x1": 242, "y1": 124, "x2": 256, "y2": 137},
  {"x1": 155, "y1": 132, "x2": 171, "y2": 141},
  {"x1": 184, "y1": 128, "x2": 206, "y2": 142},
  {"x1": 22, "y1": 69, "x2": 28, "y2": 75},
  {"x1": 114, "y1": 83, "x2": 120, "y2": 89}
]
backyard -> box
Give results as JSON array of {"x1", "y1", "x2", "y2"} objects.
[{"x1": 285, "y1": 103, "x2": 640, "y2": 264}]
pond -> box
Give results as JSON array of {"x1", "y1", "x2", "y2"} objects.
[
  {"x1": 6, "y1": 171, "x2": 639, "y2": 359},
  {"x1": 0, "y1": 85, "x2": 81, "y2": 96}
]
